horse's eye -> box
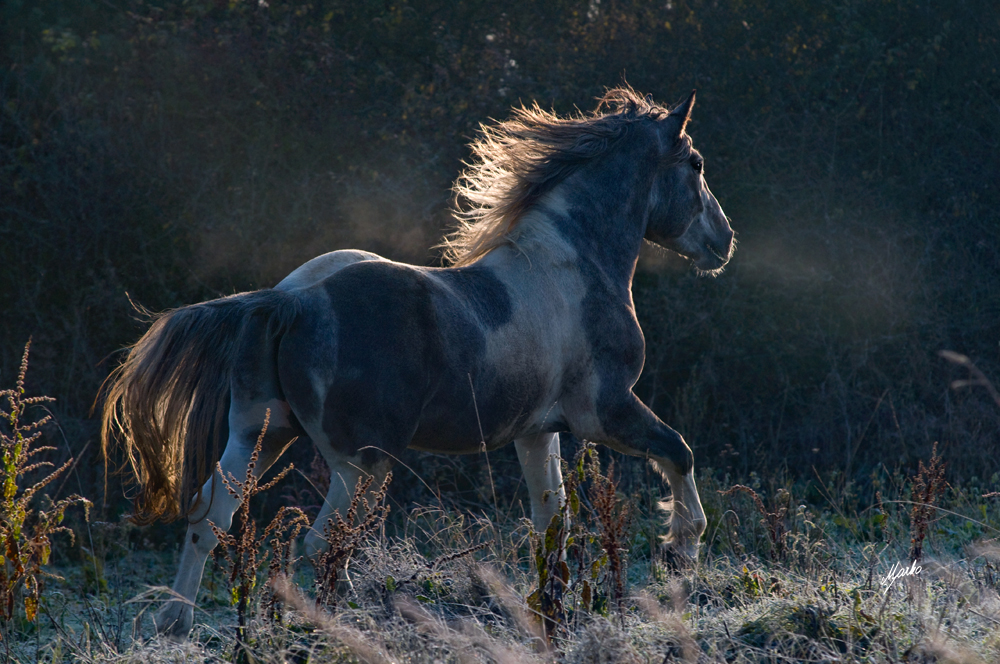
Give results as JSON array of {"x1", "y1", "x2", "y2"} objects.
[{"x1": 692, "y1": 158, "x2": 704, "y2": 173}]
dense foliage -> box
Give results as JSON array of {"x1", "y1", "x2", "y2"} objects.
[{"x1": 1, "y1": 0, "x2": 998, "y2": 518}]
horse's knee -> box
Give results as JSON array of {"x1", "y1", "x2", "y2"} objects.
[
  {"x1": 648, "y1": 427, "x2": 693, "y2": 476},
  {"x1": 186, "y1": 517, "x2": 222, "y2": 556}
]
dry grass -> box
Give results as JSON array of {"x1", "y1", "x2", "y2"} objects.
[{"x1": 3, "y1": 438, "x2": 998, "y2": 664}]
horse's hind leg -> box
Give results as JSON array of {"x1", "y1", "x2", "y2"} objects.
[
  {"x1": 154, "y1": 439, "x2": 243, "y2": 638},
  {"x1": 302, "y1": 443, "x2": 392, "y2": 563},
  {"x1": 514, "y1": 432, "x2": 566, "y2": 532},
  {"x1": 155, "y1": 314, "x2": 301, "y2": 638},
  {"x1": 154, "y1": 401, "x2": 298, "y2": 638}
]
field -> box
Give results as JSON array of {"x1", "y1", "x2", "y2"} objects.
[
  {"x1": 4, "y1": 348, "x2": 1000, "y2": 662},
  {"x1": 2, "y1": 0, "x2": 999, "y2": 661}
]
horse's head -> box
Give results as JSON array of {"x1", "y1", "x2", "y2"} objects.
[{"x1": 644, "y1": 91, "x2": 734, "y2": 275}]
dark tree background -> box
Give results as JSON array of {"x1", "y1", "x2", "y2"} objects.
[{"x1": 2, "y1": 0, "x2": 998, "y2": 521}]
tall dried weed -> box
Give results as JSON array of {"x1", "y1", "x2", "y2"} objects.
[
  {"x1": 209, "y1": 409, "x2": 309, "y2": 654},
  {"x1": 908, "y1": 442, "x2": 947, "y2": 563},
  {"x1": 0, "y1": 341, "x2": 91, "y2": 645},
  {"x1": 313, "y1": 472, "x2": 392, "y2": 608}
]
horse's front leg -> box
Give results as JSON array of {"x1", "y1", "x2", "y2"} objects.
[
  {"x1": 514, "y1": 432, "x2": 565, "y2": 532},
  {"x1": 588, "y1": 395, "x2": 706, "y2": 560}
]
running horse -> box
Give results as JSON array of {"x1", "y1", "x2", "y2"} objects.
[{"x1": 101, "y1": 87, "x2": 734, "y2": 637}]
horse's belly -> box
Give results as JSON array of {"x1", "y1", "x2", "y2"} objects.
[
  {"x1": 407, "y1": 412, "x2": 519, "y2": 455},
  {"x1": 407, "y1": 380, "x2": 567, "y2": 455}
]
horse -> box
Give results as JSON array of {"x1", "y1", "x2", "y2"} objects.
[{"x1": 101, "y1": 87, "x2": 734, "y2": 638}]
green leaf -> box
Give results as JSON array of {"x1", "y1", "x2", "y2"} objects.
[
  {"x1": 527, "y1": 589, "x2": 541, "y2": 613},
  {"x1": 590, "y1": 558, "x2": 604, "y2": 580},
  {"x1": 385, "y1": 575, "x2": 397, "y2": 592},
  {"x1": 544, "y1": 515, "x2": 562, "y2": 552},
  {"x1": 535, "y1": 550, "x2": 546, "y2": 575}
]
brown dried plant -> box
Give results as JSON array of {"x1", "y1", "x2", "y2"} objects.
[
  {"x1": 528, "y1": 443, "x2": 633, "y2": 643},
  {"x1": 588, "y1": 458, "x2": 631, "y2": 627},
  {"x1": 908, "y1": 442, "x2": 947, "y2": 563},
  {"x1": 719, "y1": 484, "x2": 790, "y2": 561},
  {"x1": 528, "y1": 464, "x2": 576, "y2": 644},
  {"x1": 262, "y1": 505, "x2": 311, "y2": 626},
  {"x1": 312, "y1": 472, "x2": 392, "y2": 609},
  {"x1": 0, "y1": 341, "x2": 91, "y2": 642},
  {"x1": 209, "y1": 409, "x2": 309, "y2": 649}
]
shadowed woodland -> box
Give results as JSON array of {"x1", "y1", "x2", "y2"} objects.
[{"x1": 1, "y1": 0, "x2": 1000, "y2": 660}]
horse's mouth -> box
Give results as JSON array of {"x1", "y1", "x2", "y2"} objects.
[
  {"x1": 694, "y1": 241, "x2": 731, "y2": 272},
  {"x1": 704, "y1": 241, "x2": 730, "y2": 263}
]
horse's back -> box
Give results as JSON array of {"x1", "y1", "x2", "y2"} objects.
[{"x1": 274, "y1": 249, "x2": 387, "y2": 292}]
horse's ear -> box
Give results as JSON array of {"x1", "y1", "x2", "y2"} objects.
[{"x1": 666, "y1": 90, "x2": 696, "y2": 137}]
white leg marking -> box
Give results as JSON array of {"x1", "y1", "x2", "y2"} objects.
[
  {"x1": 656, "y1": 462, "x2": 707, "y2": 559},
  {"x1": 515, "y1": 432, "x2": 565, "y2": 532},
  {"x1": 154, "y1": 439, "x2": 251, "y2": 638}
]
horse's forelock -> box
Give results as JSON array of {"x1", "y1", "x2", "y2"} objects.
[
  {"x1": 442, "y1": 86, "x2": 673, "y2": 267},
  {"x1": 667, "y1": 133, "x2": 694, "y2": 167}
]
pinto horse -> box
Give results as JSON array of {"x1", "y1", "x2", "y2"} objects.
[{"x1": 101, "y1": 87, "x2": 734, "y2": 637}]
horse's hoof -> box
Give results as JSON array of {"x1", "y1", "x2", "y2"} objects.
[
  {"x1": 154, "y1": 600, "x2": 194, "y2": 639},
  {"x1": 660, "y1": 541, "x2": 699, "y2": 571}
]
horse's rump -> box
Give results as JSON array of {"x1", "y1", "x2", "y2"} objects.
[{"x1": 101, "y1": 289, "x2": 300, "y2": 523}]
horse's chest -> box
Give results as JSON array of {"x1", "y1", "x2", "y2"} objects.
[{"x1": 580, "y1": 289, "x2": 645, "y2": 377}]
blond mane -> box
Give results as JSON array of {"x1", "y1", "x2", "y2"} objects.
[{"x1": 442, "y1": 86, "x2": 691, "y2": 266}]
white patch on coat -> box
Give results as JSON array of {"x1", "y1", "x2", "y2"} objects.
[
  {"x1": 472, "y1": 190, "x2": 597, "y2": 440},
  {"x1": 275, "y1": 249, "x2": 387, "y2": 292}
]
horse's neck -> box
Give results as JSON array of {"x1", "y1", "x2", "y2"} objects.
[{"x1": 513, "y1": 173, "x2": 651, "y2": 292}]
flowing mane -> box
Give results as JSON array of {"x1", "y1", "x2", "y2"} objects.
[{"x1": 442, "y1": 86, "x2": 693, "y2": 266}]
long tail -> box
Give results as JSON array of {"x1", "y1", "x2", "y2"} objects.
[{"x1": 100, "y1": 289, "x2": 300, "y2": 524}]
